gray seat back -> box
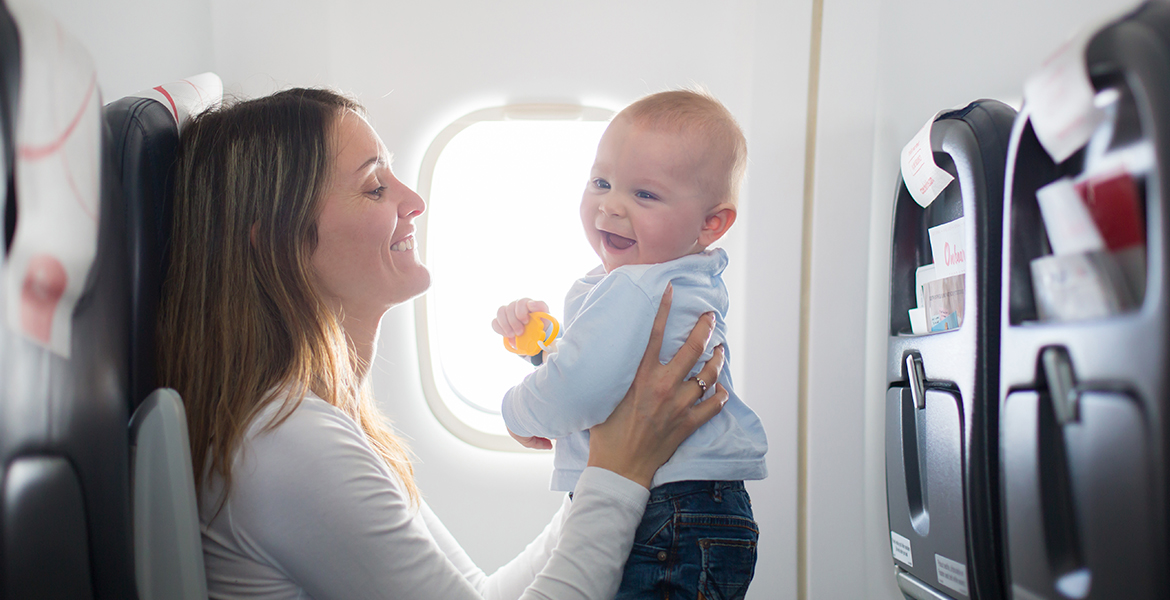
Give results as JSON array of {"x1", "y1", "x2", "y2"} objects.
[{"x1": 129, "y1": 389, "x2": 207, "y2": 600}]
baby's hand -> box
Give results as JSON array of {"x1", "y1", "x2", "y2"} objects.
[
  {"x1": 492, "y1": 298, "x2": 550, "y2": 340},
  {"x1": 508, "y1": 427, "x2": 552, "y2": 450}
]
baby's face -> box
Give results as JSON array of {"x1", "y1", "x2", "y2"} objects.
[{"x1": 581, "y1": 117, "x2": 722, "y2": 273}]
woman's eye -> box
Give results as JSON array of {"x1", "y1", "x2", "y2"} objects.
[
  {"x1": 635, "y1": 190, "x2": 657, "y2": 200},
  {"x1": 367, "y1": 186, "x2": 386, "y2": 199},
  {"x1": 592, "y1": 178, "x2": 611, "y2": 190}
]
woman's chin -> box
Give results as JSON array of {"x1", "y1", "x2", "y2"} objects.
[{"x1": 395, "y1": 264, "x2": 432, "y2": 304}]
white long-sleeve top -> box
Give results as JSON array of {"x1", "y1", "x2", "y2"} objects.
[
  {"x1": 502, "y1": 248, "x2": 768, "y2": 492},
  {"x1": 199, "y1": 393, "x2": 649, "y2": 600}
]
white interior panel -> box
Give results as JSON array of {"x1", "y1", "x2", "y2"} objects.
[{"x1": 34, "y1": 0, "x2": 214, "y2": 101}]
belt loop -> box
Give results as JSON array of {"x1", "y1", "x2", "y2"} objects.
[{"x1": 713, "y1": 483, "x2": 723, "y2": 503}]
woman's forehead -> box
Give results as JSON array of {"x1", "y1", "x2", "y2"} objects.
[{"x1": 333, "y1": 111, "x2": 387, "y2": 173}]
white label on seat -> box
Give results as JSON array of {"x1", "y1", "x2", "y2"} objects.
[
  {"x1": 935, "y1": 553, "x2": 969, "y2": 596},
  {"x1": 900, "y1": 114, "x2": 954, "y2": 208},
  {"x1": 890, "y1": 531, "x2": 913, "y2": 567},
  {"x1": 5, "y1": 1, "x2": 101, "y2": 357},
  {"x1": 1023, "y1": 18, "x2": 1119, "y2": 163},
  {"x1": 928, "y1": 217, "x2": 967, "y2": 279},
  {"x1": 1036, "y1": 177, "x2": 1105, "y2": 255}
]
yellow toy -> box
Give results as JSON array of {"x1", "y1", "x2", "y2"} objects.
[{"x1": 503, "y1": 312, "x2": 560, "y2": 357}]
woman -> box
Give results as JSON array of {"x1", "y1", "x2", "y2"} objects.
[{"x1": 158, "y1": 88, "x2": 727, "y2": 599}]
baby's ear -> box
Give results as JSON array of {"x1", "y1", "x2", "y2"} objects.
[{"x1": 698, "y1": 204, "x2": 737, "y2": 246}]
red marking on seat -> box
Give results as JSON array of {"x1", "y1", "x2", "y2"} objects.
[
  {"x1": 181, "y1": 78, "x2": 206, "y2": 105},
  {"x1": 20, "y1": 253, "x2": 68, "y2": 344},
  {"x1": 18, "y1": 74, "x2": 97, "y2": 161},
  {"x1": 154, "y1": 85, "x2": 180, "y2": 122}
]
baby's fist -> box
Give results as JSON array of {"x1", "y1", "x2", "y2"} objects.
[{"x1": 492, "y1": 298, "x2": 549, "y2": 339}]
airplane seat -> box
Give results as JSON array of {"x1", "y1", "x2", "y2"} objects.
[
  {"x1": 0, "y1": 2, "x2": 136, "y2": 598},
  {"x1": 105, "y1": 73, "x2": 221, "y2": 600},
  {"x1": 1, "y1": 0, "x2": 16, "y2": 253},
  {"x1": 105, "y1": 73, "x2": 221, "y2": 410},
  {"x1": 999, "y1": 2, "x2": 1170, "y2": 598},
  {"x1": 885, "y1": 99, "x2": 1016, "y2": 600}
]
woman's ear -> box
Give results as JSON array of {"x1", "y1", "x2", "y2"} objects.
[
  {"x1": 250, "y1": 222, "x2": 260, "y2": 248},
  {"x1": 698, "y1": 205, "x2": 737, "y2": 247}
]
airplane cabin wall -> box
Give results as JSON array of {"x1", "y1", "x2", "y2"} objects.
[{"x1": 34, "y1": 0, "x2": 214, "y2": 102}]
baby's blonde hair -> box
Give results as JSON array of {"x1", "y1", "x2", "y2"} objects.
[{"x1": 616, "y1": 88, "x2": 747, "y2": 205}]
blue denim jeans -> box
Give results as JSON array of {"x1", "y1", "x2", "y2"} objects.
[{"x1": 613, "y1": 480, "x2": 758, "y2": 600}]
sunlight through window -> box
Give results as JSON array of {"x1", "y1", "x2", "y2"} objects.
[{"x1": 416, "y1": 107, "x2": 612, "y2": 449}]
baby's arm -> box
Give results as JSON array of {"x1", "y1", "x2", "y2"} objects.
[
  {"x1": 493, "y1": 298, "x2": 555, "y2": 448},
  {"x1": 503, "y1": 275, "x2": 659, "y2": 440}
]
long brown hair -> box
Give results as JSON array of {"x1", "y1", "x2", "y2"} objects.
[{"x1": 158, "y1": 88, "x2": 418, "y2": 507}]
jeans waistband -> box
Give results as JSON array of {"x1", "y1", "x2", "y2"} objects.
[
  {"x1": 646, "y1": 480, "x2": 745, "y2": 503},
  {"x1": 568, "y1": 479, "x2": 746, "y2": 503}
]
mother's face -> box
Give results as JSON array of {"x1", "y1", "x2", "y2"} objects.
[{"x1": 311, "y1": 110, "x2": 430, "y2": 319}]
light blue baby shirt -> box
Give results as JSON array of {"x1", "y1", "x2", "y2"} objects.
[{"x1": 502, "y1": 248, "x2": 768, "y2": 492}]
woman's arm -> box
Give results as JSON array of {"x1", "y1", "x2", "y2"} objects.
[
  {"x1": 417, "y1": 492, "x2": 568, "y2": 598},
  {"x1": 212, "y1": 288, "x2": 722, "y2": 600},
  {"x1": 425, "y1": 468, "x2": 649, "y2": 600},
  {"x1": 221, "y1": 402, "x2": 649, "y2": 600}
]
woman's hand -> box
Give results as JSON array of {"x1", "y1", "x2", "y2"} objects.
[{"x1": 586, "y1": 284, "x2": 727, "y2": 489}]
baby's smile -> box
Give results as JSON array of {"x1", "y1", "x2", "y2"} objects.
[{"x1": 604, "y1": 231, "x2": 637, "y2": 250}]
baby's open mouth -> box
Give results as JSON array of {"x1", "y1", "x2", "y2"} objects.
[{"x1": 604, "y1": 232, "x2": 636, "y2": 250}]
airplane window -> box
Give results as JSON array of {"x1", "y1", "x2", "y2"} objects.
[{"x1": 415, "y1": 105, "x2": 612, "y2": 450}]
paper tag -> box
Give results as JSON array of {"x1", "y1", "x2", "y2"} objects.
[
  {"x1": 1030, "y1": 252, "x2": 1131, "y2": 321},
  {"x1": 901, "y1": 114, "x2": 955, "y2": 207},
  {"x1": 928, "y1": 217, "x2": 967, "y2": 279},
  {"x1": 935, "y1": 553, "x2": 969, "y2": 596},
  {"x1": 908, "y1": 307, "x2": 927, "y2": 335},
  {"x1": 1037, "y1": 178, "x2": 1105, "y2": 255},
  {"x1": 133, "y1": 72, "x2": 223, "y2": 132},
  {"x1": 4, "y1": 2, "x2": 101, "y2": 357},
  {"x1": 890, "y1": 531, "x2": 914, "y2": 567},
  {"x1": 1024, "y1": 30, "x2": 1106, "y2": 163}
]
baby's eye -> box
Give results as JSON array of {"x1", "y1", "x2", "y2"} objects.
[
  {"x1": 592, "y1": 178, "x2": 611, "y2": 190},
  {"x1": 635, "y1": 190, "x2": 658, "y2": 200},
  {"x1": 367, "y1": 186, "x2": 386, "y2": 199}
]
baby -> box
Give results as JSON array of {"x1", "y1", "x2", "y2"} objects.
[{"x1": 493, "y1": 89, "x2": 768, "y2": 599}]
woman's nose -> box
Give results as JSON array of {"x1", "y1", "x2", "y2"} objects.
[{"x1": 399, "y1": 185, "x2": 426, "y2": 218}]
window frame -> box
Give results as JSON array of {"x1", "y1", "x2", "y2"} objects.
[{"x1": 413, "y1": 104, "x2": 615, "y2": 451}]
